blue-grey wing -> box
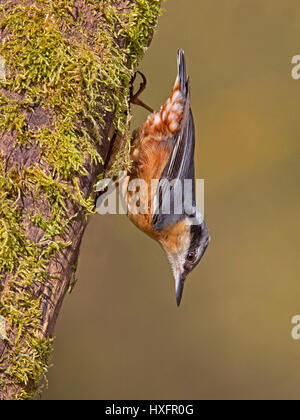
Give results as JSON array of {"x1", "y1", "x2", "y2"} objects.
[{"x1": 152, "y1": 80, "x2": 196, "y2": 232}]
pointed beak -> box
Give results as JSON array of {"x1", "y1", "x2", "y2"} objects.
[{"x1": 175, "y1": 275, "x2": 185, "y2": 307}]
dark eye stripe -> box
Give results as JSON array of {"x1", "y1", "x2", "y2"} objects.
[{"x1": 188, "y1": 224, "x2": 202, "y2": 253}]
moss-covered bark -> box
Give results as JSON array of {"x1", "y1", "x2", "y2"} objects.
[{"x1": 0, "y1": 0, "x2": 161, "y2": 400}]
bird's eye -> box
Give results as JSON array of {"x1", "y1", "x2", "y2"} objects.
[{"x1": 187, "y1": 252, "x2": 195, "y2": 262}]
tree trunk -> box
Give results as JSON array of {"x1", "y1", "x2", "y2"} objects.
[{"x1": 0, "y1": 0, "x2": 161, "y2": 399}]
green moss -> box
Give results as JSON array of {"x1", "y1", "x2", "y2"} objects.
[
  {"x1": 0, "y1": 0, "x2": 162, "y2": 399},
  {"x1": 0, "y1": 103, "x2": 29, "y2": 143}
]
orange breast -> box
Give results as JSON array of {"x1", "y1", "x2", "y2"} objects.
[{"x1": 127, "y1": 134, "x2": 172, "y2": 240}]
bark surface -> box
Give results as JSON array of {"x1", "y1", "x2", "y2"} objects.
[{"x1": 0, "y1": 0, "x2": 160, "y2": 399}]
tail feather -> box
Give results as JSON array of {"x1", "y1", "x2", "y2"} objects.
[
  {"x1": 142, "y1": 50, "x2": 188, "y2": 138},
  {"x1": 177, "y1": 49, "x2": 187, "y2": 99}
]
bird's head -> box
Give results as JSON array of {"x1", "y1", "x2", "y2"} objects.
[{"x1": 161, "y1": 212, "x2": 210, "y2": 306}]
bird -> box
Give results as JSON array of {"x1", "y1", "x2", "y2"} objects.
[{"x1": 127, "y1": 49, "x2": 210, "y2": 306}]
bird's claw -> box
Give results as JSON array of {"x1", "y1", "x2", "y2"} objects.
[{"x1": 130, "y1": 71, "x2": 154, "y2": 113}]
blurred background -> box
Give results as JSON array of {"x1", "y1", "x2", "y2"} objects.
[{"x1": 44, "y1": 0, "x2": 300, "y2": 400}]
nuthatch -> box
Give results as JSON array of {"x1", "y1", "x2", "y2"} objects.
[{"x1": 128, "y1": 50, "x2": 210, "y2": 306}]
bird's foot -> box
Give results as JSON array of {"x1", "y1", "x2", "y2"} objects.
[{"x1": 130, "y1": 71, "x2": 154, "y2": 113}]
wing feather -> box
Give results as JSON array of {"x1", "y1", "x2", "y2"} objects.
[{"x1": 152, "y1": 70, "x2": 197, "y2": 232}]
